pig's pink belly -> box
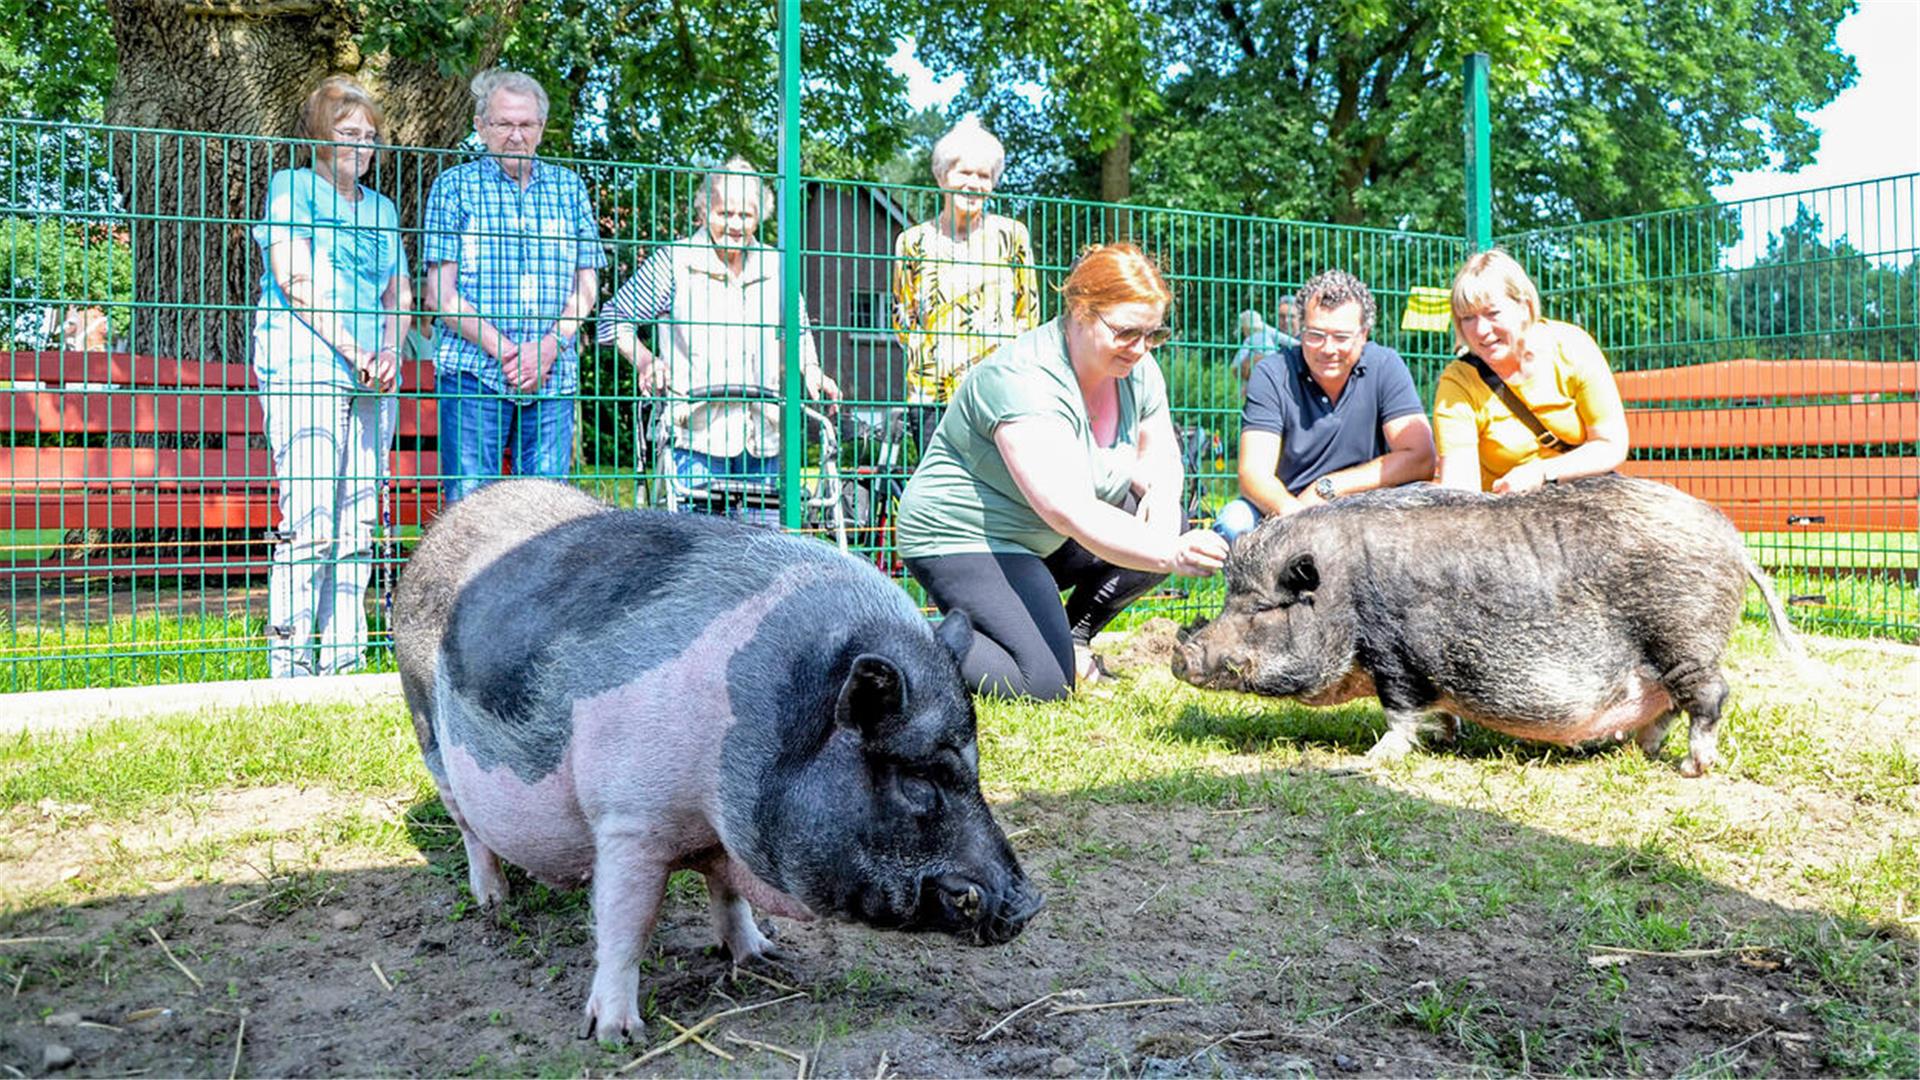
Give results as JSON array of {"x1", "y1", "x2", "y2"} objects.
[
  {"x1": 1442, "y1": 671, "x2": 1673, "y2": 747},
  {"x1": 443, "y1": 741, "x2": 595, "y2": 886}
]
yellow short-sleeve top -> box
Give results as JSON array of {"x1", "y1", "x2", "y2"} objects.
[{"x1": 1432, "y1": 319, "x2": 1625, "y2": 491}]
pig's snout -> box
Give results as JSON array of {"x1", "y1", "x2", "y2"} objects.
[
  {"x1": 919, "y1": 871, "x2": 1044, "y2": 946},
  {"x1": 1173, "y1": 628, "x2": 1247, "y2": 689}
]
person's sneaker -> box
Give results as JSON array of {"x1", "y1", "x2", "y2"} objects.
[{"x1": 1073, "y1": 643, "x2": 1111, "y2": 687}]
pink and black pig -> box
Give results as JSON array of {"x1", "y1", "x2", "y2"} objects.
[
  {"x1": 393, "y1": 480, "x2": 1041, "y2": 1041},
  {"x1": 1174, "y1": 476, "x2": 1801, "y2": 776}
]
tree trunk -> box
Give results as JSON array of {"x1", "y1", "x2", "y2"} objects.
[
  {"x1": 1099, "y1": 128, "x2": 1132, "y2": 242},
  {"x1": 101, "y1": 0, "x2": 520, "y2": 365}
]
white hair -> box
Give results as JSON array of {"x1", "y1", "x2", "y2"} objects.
[
  {"x1": 470, "y1": 69, "x2": 550, "y2": 123},
  {"x1": 1237, "y1": 309, "x2": 1266, "y2": 338},
  {"x1": 930, "y1": 119, "x2": 1006, "y2": 187},
  {"x1": 693, "y1": 156, "x2": 772, "y2": 221}
]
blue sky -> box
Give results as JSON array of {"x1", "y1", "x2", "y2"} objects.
[{"x1": 890, "y1": 2, "x2": 1918, "y2": 203}]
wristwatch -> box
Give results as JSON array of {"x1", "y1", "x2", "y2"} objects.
[{"x1": 1314, "y1": 476, "x2": 1338, "y2": 502}]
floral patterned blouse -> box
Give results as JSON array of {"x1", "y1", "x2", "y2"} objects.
[{"x1": 891, "y1": 214, "x2": 1040, "y2": 404}]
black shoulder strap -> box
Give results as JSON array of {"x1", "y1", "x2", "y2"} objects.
[{"x1": 1465, "y1": 354, "x2": 1577, "y2": 453}]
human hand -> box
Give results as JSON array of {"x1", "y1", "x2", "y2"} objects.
[
  {"x1": 365, "y1": 347, "x2": 400, "y2": 393},
  {"x1": 1170, "y1": 528, "x2": 1230, "y2": 577},
  {"x1": 503, "y1": 335, "x2": 560, "y2": 392},
  {"x1": 644, "y1": 360, "x2": 673, "y2": 394},
  {"x1": 816, "y1": 374, "x2": 842, "y2": 416},
  {"x1": 1492, "y1": 460, "x2": 1548, "y2": 495}
]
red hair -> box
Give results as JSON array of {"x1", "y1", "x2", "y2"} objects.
[{"x1": 1060, "y1": 243, "x2": 1172, "y2": 319}]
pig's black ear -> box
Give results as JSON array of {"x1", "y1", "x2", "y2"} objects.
[
  {"x1": 934, "y1": 609, "x2": 974, "y2": 664},
  {"x1": 1276, "y1": 552, "x2": 1319, "y2": 598},
  {"x1": 836, "y1": 654, "x2": 906, "y2": 741}
]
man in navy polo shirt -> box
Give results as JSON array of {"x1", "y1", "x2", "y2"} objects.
[{"x1": 1214, "y1": 269, "x2": 1435, "y2": 540}]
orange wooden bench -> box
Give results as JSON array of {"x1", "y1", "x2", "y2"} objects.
[
  {"x1": 2, "y1": 350, "x2": 444, "y2": 579},
  {"x1": 1616, "y1": 358, "x2": 1918, "y2": 533}
]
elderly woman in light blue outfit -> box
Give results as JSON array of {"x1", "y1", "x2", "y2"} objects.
[{"x1": 252, "y1": 74, "x2": 412, "y2": 677}]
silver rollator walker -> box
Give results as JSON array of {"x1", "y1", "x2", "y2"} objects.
[{"x1": 636, "y1": 384, "x2": 849, "y2": 551}]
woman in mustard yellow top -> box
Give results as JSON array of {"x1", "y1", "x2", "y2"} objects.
[{"x1": 1433, "y1": 249, "x2": 1629, "y2": 493}]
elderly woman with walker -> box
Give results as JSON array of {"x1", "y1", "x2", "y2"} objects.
[{"x1": 599, "y1": 157, "x2": 840, "y2": 524}]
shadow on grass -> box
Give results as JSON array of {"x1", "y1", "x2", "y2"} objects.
[
  {"x1": 3, "y1": 761, "x2": 1913, "y2": 1078},
  {"x1": 1160, "y1": 696, "x2": 1633, "y2": 768}
]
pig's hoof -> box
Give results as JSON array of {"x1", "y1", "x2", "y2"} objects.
[
  {"x1": 1364, "y1": 728, "x2": 1419, "y2": 764},
  {"x1": 579, "y1": 999, "x2": 645, "y2": 1043},
  {"x1": 720, "y1": 920, "x2": 786, "y2": 966},
  {"x1": 1679, "y1": 755, "x2": 1711, "y2": 778}
]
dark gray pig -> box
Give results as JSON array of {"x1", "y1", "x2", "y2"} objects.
[
  {"x1": 1174, "y1": 476, "x2": 1799, "y2": 776},
  {"x1": 393, "y1": 479, "x2": 1041, "y2": 1041}
]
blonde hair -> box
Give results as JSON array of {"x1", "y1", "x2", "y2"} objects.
[
  {"x1": 1060, "y1": 243, "x2": 1172, "y2": 320},
  {"x1": 296, "y1": 75, "x2": 385, "y2": 145},
  {"x1": 1449, "y1": 249, "x2": 1541, "y2": 353}
]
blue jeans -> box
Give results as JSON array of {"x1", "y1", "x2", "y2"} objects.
[
  {"x1": 437, "y1": 371, "x2": 575, "y2": 503},
  {"x1": 669, "y1": 447, "x2": 781, "y2": 526}
]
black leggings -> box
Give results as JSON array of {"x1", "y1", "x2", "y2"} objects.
[{"x1": 905, "y1": 529, "x2": 1174, "y2": 702}]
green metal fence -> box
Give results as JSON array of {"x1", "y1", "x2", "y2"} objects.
[{"x1": 3, "y1": 115, "x2": 1913, "y2": 692}]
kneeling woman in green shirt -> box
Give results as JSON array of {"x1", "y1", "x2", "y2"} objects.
[{"x1": 897, "y1": 243, "x2": 1230, "y2": 700}]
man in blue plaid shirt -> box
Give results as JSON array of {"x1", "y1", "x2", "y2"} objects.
[{"x1": 423, "y1": 69, "x2": 607, "y2": 503}]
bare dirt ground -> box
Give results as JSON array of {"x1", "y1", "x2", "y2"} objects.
[
  {"x1": 1, "y1": 631, "x2": 1913, "y2": 1078},
  {"x1": 0, "y1": 796, "x2": 1851, "y2": 1078}
]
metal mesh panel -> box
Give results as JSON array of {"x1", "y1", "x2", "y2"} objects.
[
  {"x1": 5, "y1": 114, "x2": 1911, "y2": 692},
  {"x1": 1499, "y1": 174, "x2": 1918, "y2": 641}
]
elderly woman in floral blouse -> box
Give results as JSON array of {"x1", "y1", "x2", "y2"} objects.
[{"x1": 892, "y1": 119, "x2": 1039, "y2": 447}]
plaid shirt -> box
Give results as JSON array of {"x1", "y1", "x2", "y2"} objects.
[{"x1": 421, "y1": 156, "x2": 607, "y2": 396}]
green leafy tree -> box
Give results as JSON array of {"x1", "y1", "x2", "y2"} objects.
[
  {"x1": 1132, "y1": 0, "x2": 1855, "y2": 232},
  {"x1": 1, "y1": 217, "x2": 134, "y2": 348},
  {"x1": 914, "y1": 0, "x2": 1165, "y2": 207},
  {"x1": 1730, "y1": 203, "x2": 1919, "y2": 361}
]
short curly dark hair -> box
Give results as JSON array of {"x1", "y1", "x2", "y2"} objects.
[{"x1": 1295, "y1": 269, "x2": 1377, "y2": 334}]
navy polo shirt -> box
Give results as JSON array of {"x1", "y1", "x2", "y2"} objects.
[{"x1": 1242, "y1": 342, "x2": 1426, "y2": 494}]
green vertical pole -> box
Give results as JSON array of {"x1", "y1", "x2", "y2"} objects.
[
  {"x1": 1464, "y1": 52, "x2": 1492, "y2": 251},
  {"x1": 778, "y1": 0, "x2": 804, "y2": 531}
]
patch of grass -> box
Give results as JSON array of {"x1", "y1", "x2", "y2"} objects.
[
  {"x1": 1812, "y1": 998, "x2": 1920, "y2": 1076},
  {"x1": 0, "y1": 699, "x2": 427, "y2": 817}
]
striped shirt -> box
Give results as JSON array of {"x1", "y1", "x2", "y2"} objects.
[
  {"x1": 421, "y1": 156, "x2": 606, "y2": 396},
  {"x1": 595, "y1": 248, "x2": 674, "y2": 341}
]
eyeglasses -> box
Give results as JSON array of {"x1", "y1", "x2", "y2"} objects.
[
  {"x1": 1096, "y1": 312, "x2": 1173, "y2": 348},
  {"x1": 1300, "y1": 329, "x2": 1361, "y2": 348},
  {"x1": 485, "y1": 120, "x2": 544, "y2": 135},
  {"x1": 333, "y1": 127, "x2": 379, "y2": 143}
]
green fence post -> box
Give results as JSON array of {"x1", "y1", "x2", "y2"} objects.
[
  {"x1": 778, "y1": 0, "x2": 804, "y2": 531},
  {"x1": 1464, "y1": 52, "x2": 1492, "y2": 252}
]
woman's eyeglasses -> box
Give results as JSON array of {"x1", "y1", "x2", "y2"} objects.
[{"x1": 1097, "y1": 312, "x2": 1173, "y2": 348}]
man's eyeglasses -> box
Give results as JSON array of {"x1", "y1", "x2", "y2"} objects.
[
  {"x1": 1097, "y1": 312, "x2": 1173, "y2": 348},
  {"x1": 485, "y1": 120, "x2": 544, "y2": 135},
  {"x1": 1300, "y1": 329, "x2": 1360, "y2": 348}
]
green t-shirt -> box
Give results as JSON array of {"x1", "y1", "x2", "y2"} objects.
[{"x1": 897, "y1": 317, "x2": 1169, "y2": 558}]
